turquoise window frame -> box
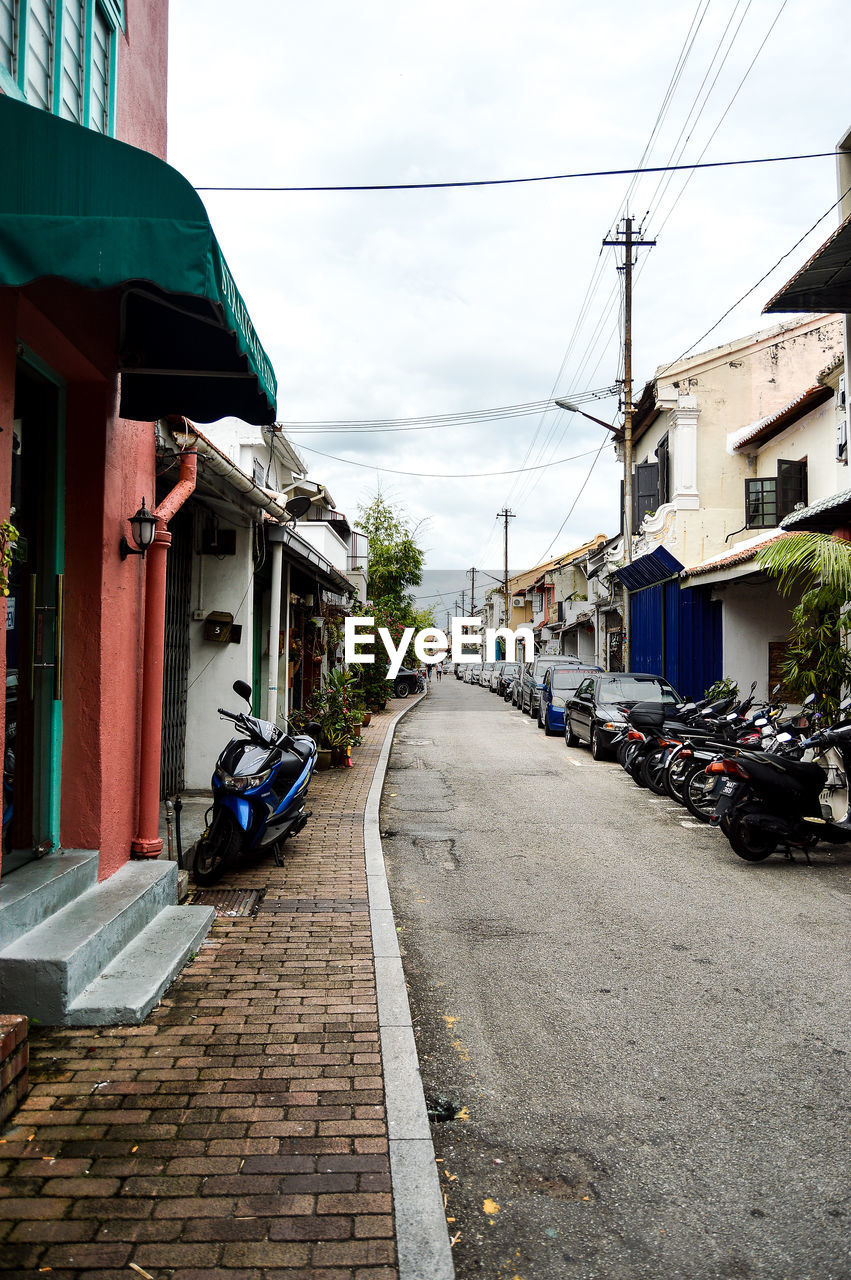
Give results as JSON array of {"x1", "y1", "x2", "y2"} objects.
[{"x1": 0, "y1": 0, "x2": 122, "y2": 133}]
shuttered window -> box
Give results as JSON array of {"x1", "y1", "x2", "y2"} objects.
[
  {"x1": 745, "y1": 460, "x2": 808, "y2": 529},
  {"x1": 0, "y1": 0, "x2": 18, "y2": 77},
  {"x1": 633, "y1": 461, "x2": 659, "y2": 528},
  {"x1": 4, "y1": 1, "x2": 118, "y2": 133},
  {"x1": 88, "y1": 0, "x2": 110, "y2": 132},
  {"x1": 25, "y1": 0, "x2": 54, "y2": 108},
  {"x1": 58, "y1": 0, "x2": 84, "y2": 121}
]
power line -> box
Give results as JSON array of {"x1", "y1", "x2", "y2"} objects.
[
  {"x1": 195, "y1": 150, "x2": 835, "y2": 193},
  {"x1": 277, "y1": 388, "x2": 618, "y2": 434},
  {"x1": 294, "y1": 441, "x2": 606, "y2": 479},
  {"x1": 658, "y1": 183, "x2": 851, "y2": 374},
  {"x1": 537, "y1": 438, "x2": 610, "y2": 564}
]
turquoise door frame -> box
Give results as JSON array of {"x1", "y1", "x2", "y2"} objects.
[{"x1": 17, "y1": 347, "x2": 66, "y2": 856}]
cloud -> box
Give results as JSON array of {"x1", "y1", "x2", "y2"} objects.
[{"x1": 168, "y1": 0, "x2": 851, "y2": 573}]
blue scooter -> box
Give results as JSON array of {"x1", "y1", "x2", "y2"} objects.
[{"x1": 192, "y1": 680, "x2": 317, "y2": 885}]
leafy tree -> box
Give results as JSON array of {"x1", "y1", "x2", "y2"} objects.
[
  {"x1": 352, "y1": 492, "x2": 433, "y2": 700},
  {"x1": 756, "y1": 532, "x2": 851, "y2": 719},
  {"x1": 357, "y1": 491, "x2": 425, "y2": 602}
]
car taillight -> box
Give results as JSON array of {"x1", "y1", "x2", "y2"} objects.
[{"x1": 705, "y1": 760, "x2": 749, "y2": 777}]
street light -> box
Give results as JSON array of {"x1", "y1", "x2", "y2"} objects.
[
  {"x1": 555, "y1": 396, "x2": 632, "y2": 672},
  {"x1": 554, "y1": 398, "x2": 631, "y2": 565},
  {"x1": 553, "y1": 399, "x2": 620, "y2": 435}
]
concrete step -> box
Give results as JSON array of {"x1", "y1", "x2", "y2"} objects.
[
  {"x1": 0, "y1": 850, "x2": 99, "y2": 947},
  {"x1": 0, "y1": 861, "x2": 178, "y2": 1023},
  {"x1": 66, "y1": 905, "x2": 215, "y2": 1025}
]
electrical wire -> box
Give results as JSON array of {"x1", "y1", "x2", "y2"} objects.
[
  {"x1": 657, "y1": 183, "x2": 851, "y2": 374},
  {"x1": 195, "y1": 150, "x2": 835, "y2": 193},
  {"x1": 294, "y1": 441, "x2": 606, "y2": 478},
  {"x1": 277, "y1": 387, "x2": 618, "y2": 433},
  {"x1": 536, "y1": 438, "x2": 611, "y2": 564}
]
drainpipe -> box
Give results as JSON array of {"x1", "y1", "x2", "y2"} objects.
[
  {"x1": 131, "y1": 445, "x2": 198, "y2": 857},
  {"x1": 266, "y1": 539, "x2": 284, "y2": 724}
]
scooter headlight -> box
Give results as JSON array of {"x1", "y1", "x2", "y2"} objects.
[{"x1": 215, "y1": 765, "x2": 275, "y2": 793}]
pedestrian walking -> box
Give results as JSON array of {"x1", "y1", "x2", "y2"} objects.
[{"x1": 435, "y1": 662, "x2": 443, "y2": 681}]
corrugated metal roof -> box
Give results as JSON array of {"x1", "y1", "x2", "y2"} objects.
[
  {"x1": 781, "y1": 488, "x2": 851, "y2": 532},
  {"x1": 764, "y1": 210, "x2": 851, "y2": 313},
  {"x1": 612, "y1": 546, "x2": 683, "y2": 591}
]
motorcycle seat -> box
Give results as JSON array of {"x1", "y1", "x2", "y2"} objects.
[{"x1": 290, "y1": 735, "x2": 316, "y2": 762}]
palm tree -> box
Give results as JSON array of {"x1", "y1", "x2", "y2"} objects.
[
  {"x1": 756, "y1": 532, "x2": 851, "y2": 718},
  {"x1": 756, "y1": 531, "x2": 851, "y2": 597}
]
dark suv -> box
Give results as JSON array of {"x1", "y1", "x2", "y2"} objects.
[{"x1": 519, "y1": 655, "x2": 578, "y2": 716}]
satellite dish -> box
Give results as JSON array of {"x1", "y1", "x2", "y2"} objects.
[{"x1": 284, "y1": 495, "x2": 311, "y2": 520}]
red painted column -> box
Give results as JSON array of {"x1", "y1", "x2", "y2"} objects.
[{"x1": 131, "y1": 449, "x2": 197, "y2": 856}]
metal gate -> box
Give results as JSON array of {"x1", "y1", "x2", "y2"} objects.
[{"x1": 160, "y1": 507, "x2": 193, "y2": 798}]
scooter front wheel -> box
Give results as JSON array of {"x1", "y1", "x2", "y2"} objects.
[{"x1": 192, "y1": 810, "x2": 242, "y2": 885}]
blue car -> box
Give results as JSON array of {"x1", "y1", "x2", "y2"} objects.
[{"x1": 537, "y1": 663, "x2": 603, "y2": 735}]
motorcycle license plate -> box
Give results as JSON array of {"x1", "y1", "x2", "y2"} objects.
[{"x1": 721, "y1": 780, "x2": 737, "y2": 795}]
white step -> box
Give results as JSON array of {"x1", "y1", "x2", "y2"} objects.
[
  {"x1": 0, "y1": 850, "x2": 98, "y2": 947},
  {"x1": 0, "y1": 861, "x2": 177, "y2": 1022},
  {"x1": 66, "y1": 905, "x2": 215, "y2": 1025}
]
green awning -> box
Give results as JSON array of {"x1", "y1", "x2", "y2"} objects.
[{"x1": 0, "y1": 95, "x2": 276, "y2": 425}]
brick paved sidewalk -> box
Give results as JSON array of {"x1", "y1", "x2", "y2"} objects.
[{"x1": 0, "y1": 704, "x2": 413, "y2": 1280}]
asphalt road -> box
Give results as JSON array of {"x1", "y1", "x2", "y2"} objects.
[{"x1": 380, "y1": 677, "x2": 851, "y2": 1280}]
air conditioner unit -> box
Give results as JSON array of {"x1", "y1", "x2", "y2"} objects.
[{"x1": 512, "y1": 596, "x2": 524, "y2": 608}]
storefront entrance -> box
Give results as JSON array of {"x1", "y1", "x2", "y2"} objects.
[{"x1": 1, "y1": 357, "x2": 65, "y2": 878}]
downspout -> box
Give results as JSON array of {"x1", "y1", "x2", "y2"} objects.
[
  {"x1": 266, "y1": 539, "x2": 284, "y2": 724},
  {"x1": 131, "y1": 442, "x2": 198, "y2": 857}
]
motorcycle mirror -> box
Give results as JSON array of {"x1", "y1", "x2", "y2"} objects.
[
  {"x1": 726, "y1": 712, "x2": 738, "y2": 721},
  {"x1": 750, "y1": 681, "x2": 757, "y2": 692},
  {"x1": 233, "y1": 679, "x2": 252, "y2": 706},
  {"x1": 776, "y1": 732, "x2": 793, "y2": 742},
  {"x1": 771, "y1": 683, "x2": 781, "y2": 696},
  {"x1": 754, "y1": 717, "x2": 767, "y2": 726},
  {"x1": 841, "y1": 697, "x2": 851, "y2": 711},
  {"x1": 803, "y1": 693, "x2": 816, "y2": 706}
]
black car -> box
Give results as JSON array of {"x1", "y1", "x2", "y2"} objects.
[
  {"x1": 393, "y1": 667, "x2": 423, "y2": 698},
  {"x1": 564, "y1": 672, "x2": 681, "y2": 759}
]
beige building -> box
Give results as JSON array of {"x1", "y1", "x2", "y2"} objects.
[{"x1": 628, "y1": 314, "x2": 844, "y2": 570}]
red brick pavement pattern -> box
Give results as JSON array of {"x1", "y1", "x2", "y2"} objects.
[{"x1": 0, "y1": 704, "x2": 411, "y2": 1280}]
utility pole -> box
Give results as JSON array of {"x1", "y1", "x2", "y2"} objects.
[
  {"x1": 496, "y1": 508, "x2": 515, "y2": 627},
  {"x1": 467, "y1": 567, "x2": 477, "y2": 616},
  {"x1": 603, "y1": 214, "x2": 655, "y2": 669},
  {"x1": 459, "y1": 588, "x2": 466, "y2": 617}
]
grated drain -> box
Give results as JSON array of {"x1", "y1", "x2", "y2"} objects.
[{"x1": 189, "y1": 887, "x2": 265, "y2": 917}]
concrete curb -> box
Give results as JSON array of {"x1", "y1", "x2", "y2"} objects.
[{"x1": 365, "y1": 693, "x2": 456, "y2": 1280}]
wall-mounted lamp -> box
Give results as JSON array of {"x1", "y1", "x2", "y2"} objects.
[{"x1": 120, "y1": 498, "x2": 158, "y2": 560}]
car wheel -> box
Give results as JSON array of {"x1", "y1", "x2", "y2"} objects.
[
  {"x1": 565, "y1": 718, "x2": 579, "y2": 747},
  {"x1": 395, "y1": 680, "x2": 411, "y2": 698},
  {"x1": 544, "y1": 708, "x2": 556, "y2": 736},
  {"x1": 590, "y1": 726, "x2": 607, "y2": 761}
]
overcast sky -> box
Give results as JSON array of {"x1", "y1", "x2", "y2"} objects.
[{"x1": 167, "y1": 0, "x2": 850, "y2": 583}]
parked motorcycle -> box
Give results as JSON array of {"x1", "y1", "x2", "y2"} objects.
[
  {"x1": 706, "y1": 698, "x2": 851, "y2": 861},
  {"x1": 192, "y1": 680, "x2": 318, "y2": 885}
]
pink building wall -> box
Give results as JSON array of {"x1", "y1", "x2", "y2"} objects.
[{"x1": 0, "y1": 0, "x2": 170, "y2": 880}]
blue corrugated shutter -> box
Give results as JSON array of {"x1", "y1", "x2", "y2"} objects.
[
  {"x1": 678, "y1": 587, "x2": 722, "y2": 699},
  {"x1": 664, "y1": 580, "x2": 680, "y2": 691},
  {"x1": 629, "y1": 584, "x2": 664, "y2": 676}
]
